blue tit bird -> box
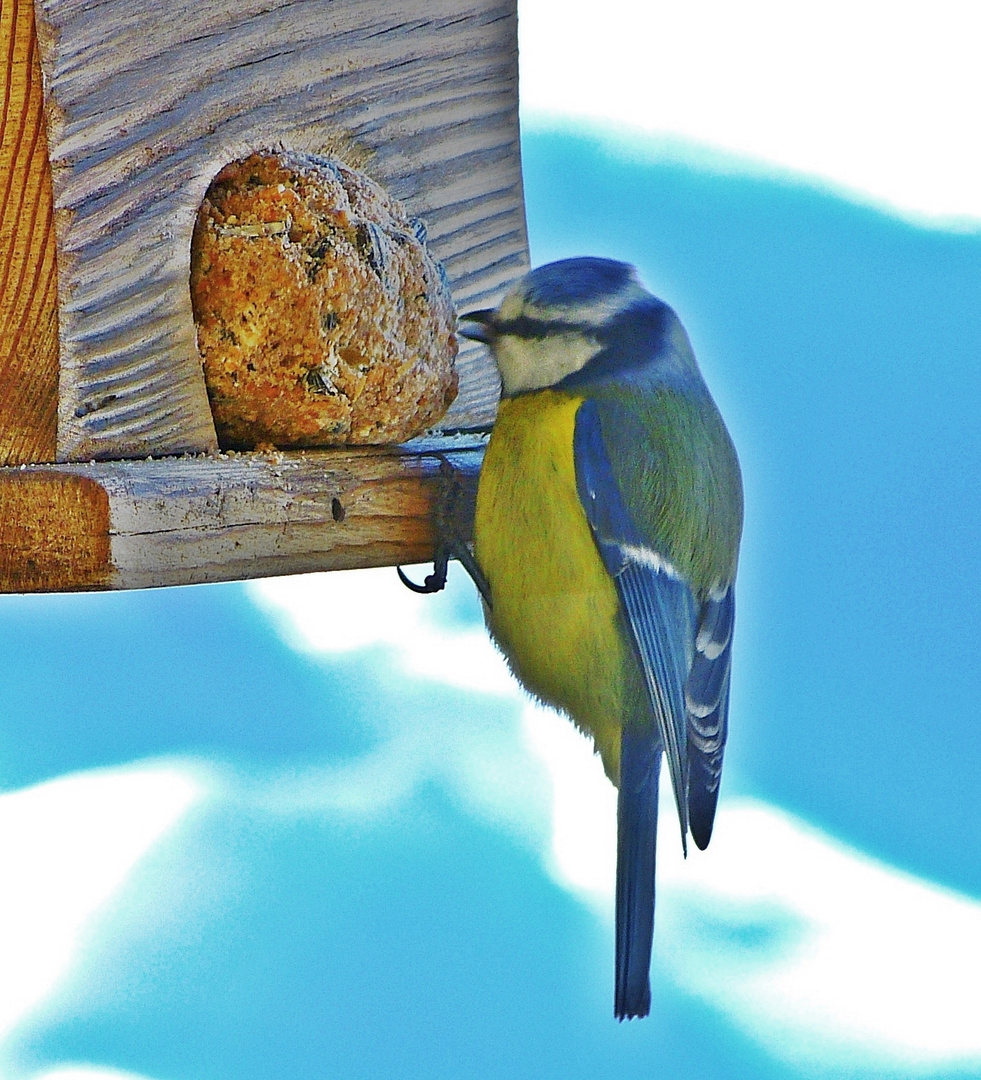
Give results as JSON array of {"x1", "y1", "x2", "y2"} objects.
[{"x1": 459, "y1": 257, "x2": 743, "y2": 1020}]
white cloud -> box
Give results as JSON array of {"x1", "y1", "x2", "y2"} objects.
[
  {"x1": 248, "y1": 566, "x2": 516, "y2": 697},
  {"x1": 250, "y1": 569, "x2": 981, "y2": 1070},
  {"x1": 660, "y1": 802, "x2": 981, "y2": 1071},
  {"x1": 519, "y1": 0, "x2": 981, "y2": 227},
  {"x1": 29, "y1": 1069, "x2": 159, "y2": 1080},
  {"x1": 0, "y1": 766, "x2": 202, "y2": 1043},
  {"x1": 246, "y1": 569, "x2": 551, "y2": 847},
  {"x1": 522, "y1": 704, "x2": 616, "y2": 900},
  {"x1": 4, "y1": 565, "x2": 977, "y2": 1077},
  {"x1": 525, "y1": 706, "x2": 981, "y2": 1073}
]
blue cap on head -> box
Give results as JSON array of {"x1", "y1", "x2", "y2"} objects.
[{"x1": 522, "y1": 258, "x2": 635, "y2": 309}]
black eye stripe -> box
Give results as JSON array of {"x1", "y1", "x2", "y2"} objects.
[{"x1": 493, "y1": 315, "x2": 594, "y2": 340}]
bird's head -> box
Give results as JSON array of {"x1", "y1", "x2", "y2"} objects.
[{"x1": 459, "y1": 257, "x2": 675, "y2": 396}]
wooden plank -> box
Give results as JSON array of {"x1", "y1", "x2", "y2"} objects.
[
  {"x1": 0, "y1": 0, "x2": 59, "y2": 466},
  {"x1": 0, "y1": 436, "x2": 485, "y2": 592},
  {"x1": 32, "y1": 0, "x2": 526, "y2": 463}
]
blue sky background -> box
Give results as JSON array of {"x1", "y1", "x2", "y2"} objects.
[{"x1": 3, "y1": 18, "x2": 981, "y2": 1078}]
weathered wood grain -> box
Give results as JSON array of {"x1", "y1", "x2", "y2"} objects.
[
  {"x1": 0, "y1": 435, "x2": 485, "y2": 592},
  {"x1": 0, "y1": 0, "x2": 59, "y2": 465},
  {"x1": 0, "y1": 470, "x2": 110, "y2": 590},
  {"x1": 33, "y1": 0, "x2": 526, "y2": 463}
]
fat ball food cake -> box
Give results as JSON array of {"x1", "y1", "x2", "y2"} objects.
[{"x1": 190, "y1": 152, "x2": 458, "y2": 449}]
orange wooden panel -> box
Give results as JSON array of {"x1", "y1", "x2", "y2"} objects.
[
  {"x1": 0, "y1": 472, "x2": 110, "y2": 591},
  {"x1": 0, "y1": 0, "x2": 59, "y2": 466}
]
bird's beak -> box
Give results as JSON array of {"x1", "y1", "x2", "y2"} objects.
[{"x1": 458, "y1": 309, "x2": 497, "y2": 344}]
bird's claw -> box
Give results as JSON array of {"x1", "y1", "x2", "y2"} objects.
[
  {"x1": 397, "y1": 455, "x2": 492, "y2": 607},
  {"x1": 397, "y1": 560, "x2": 448, "y2": 594}
]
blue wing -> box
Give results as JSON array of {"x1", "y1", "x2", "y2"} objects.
[
  {"x1": 573, "y1": 397, "x2": 696, "y2": 844},
  {"x1": 686, "y1": 585, "x2": 734, "y2": 850},
  {"x1": 573, "y1": 397, "x2": 697, "y2": 1020}
]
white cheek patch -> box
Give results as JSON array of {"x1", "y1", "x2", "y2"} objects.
[{"x1": 496, "y1": 332, "x2": 601, "y2": 394}]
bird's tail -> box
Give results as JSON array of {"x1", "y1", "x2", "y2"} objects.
[{"x1": 615, "y1": 724, "x2": 660, "y2": 1020}]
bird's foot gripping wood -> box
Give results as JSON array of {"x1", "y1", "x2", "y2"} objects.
[{"x1": 398, "y1": 455, "x2": 492, "y2": 607}]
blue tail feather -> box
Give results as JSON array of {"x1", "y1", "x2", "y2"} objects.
[
  {"x1": 615, "y1": 725, "x2": 660, "y2": 1020},
  {"x1": 686, "y1": 588, "x2": 735, "y2": 851}
]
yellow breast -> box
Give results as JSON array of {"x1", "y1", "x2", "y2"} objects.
[{"x1": 474, "y1": 390, "x2": 641, "y2": 781}]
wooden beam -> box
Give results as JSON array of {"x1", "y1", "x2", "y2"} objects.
[
  {"x1": 0, "y1": 0, "x2": 59, "y2": 466},
  {"x1": 0, "y1": 435, "x2": 485, "y2": 592}
]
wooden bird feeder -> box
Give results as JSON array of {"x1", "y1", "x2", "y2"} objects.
[{"x1": 0, "y1": 0, "x2": 527, "y2": 593}]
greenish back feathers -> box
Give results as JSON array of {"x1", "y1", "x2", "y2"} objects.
[{"x1": 593, "y1": 387, "x2": 742, "y2": 597}]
